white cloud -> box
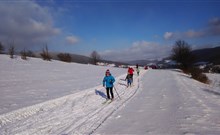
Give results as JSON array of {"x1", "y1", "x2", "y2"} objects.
[
  {"x1": 184, "y1": 30, "x2": 205, "y2": 38},
  {"x1": 208, "y1": 17, "x2": 220, "y2": 35},
  {"x1": 164, "y1": 17, "x2": 220, "y2": 40},
  {"x1": 100, "y1": 41, "x2": 171, "y2": 61},
  {"x1": 0, "y1": 0, "x2": 60, "y2": 49},
  {"x1": 164, "y1": 32, "x2": 174, "y2": 40},
  {"x1": 65, "y1": 36, "x2": 79, "y2": 45},
  {"x1": 209, "y1": 17, "x2": 220, "y2": 26}
]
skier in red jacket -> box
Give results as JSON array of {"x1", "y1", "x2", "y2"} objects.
[{"x1": 128, "y1": 67, "x2": 134, "y2": 84}]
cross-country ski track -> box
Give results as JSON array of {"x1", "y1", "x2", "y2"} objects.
[
  {"x1": 1, "y1": 55, "x2": 220, "y2": 135},
  {"x1": 0, "y1": 71, "x2": 143, "y2": 135},
  {"x1": 96, "y1": 70, "x2": 220, "y2": 135}
]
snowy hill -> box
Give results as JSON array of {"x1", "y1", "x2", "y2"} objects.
[
  {"x1": 192, "y1": 46, "x2": 220, "y2": 64},
  {"x1": 34, "y1": 52, "x2": 129, "y2": 65},
  {"x1": 0, "y1": 54, "x2": 220, "y2": 134},
  {"x1": 0, "y1": 54, "x2": 127, "y2": 115}
]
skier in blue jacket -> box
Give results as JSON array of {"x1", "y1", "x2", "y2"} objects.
[{"x1": 103, "y1": 69, "x2": 115, "y2": 100}]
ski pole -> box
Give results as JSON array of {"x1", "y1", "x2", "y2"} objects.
[{"x1": 113, "y1": 85, "x2": 121, "y2": 100}]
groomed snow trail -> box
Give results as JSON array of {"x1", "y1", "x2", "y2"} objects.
[
  {"x1": 95, "y1": 70, "x2": 220, "y2": 135},
  {"x1": 0, "y1": 55, "x2": 127, "y2": 115},
  {"x1": 0, "y1": 70, "x2": 146, "y2": 134}
]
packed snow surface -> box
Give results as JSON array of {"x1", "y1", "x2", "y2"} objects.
[
  {"x1": 0, "y1": 55, "x2": 126, "y2": 115},
  {"x1": 0, "y1": 55, "x2": 220, "y2": 135},
  {"x1": 96, "y1": 70, "x2": 220, "y2": 135}
]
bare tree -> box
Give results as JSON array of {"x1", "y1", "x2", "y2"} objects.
[
  {"x1": 40, "y1": 44, "x2": 51, "y2": 61},
  {"x1": 90, "y1": 51, "x2": 101, "y2": 65},
  {"x1": 0, "y1": 42, "x2": 4, "y2": 54},
  {"x1": 27, "y1": 50, "x2": 35, "y2": 57},
  {"x1": 171, "y1": 40, "x2": 208, "y2": 83},
  {"x1": 171, "y1": 40, "x2": 195, "y2": 69},
  {"x1": 20, "y1": 48, "x2": 27, "y2": 60},
  {"x1": 8, "y1": 45, "x2": 15, "y2": 59}
]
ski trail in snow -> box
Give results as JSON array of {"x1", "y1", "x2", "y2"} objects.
[
  {"x1": 94, "y1": 70, "x2": 220, "y2": 135},
  {"x1": 88, "y1": 76, "x2": 141, "y2": 135},
  {"x1": 173, "y1": 71, "x2": 220, "y2": 134},
  {"x1": 0, "y1": 70, "x2": 146, "y2": 135}
]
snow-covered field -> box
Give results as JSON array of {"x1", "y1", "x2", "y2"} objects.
[
  {"x1": 96, "y1": 70, "x2": 220, "y2": 135},
  {"x1": 206, "y1": 73, "x2": 220, "y2": 91},
  {"x1": 0, "y1": 55, "x2": 127, "y2": 115},
  {"x1": 1, "y1": 54, "x2": 220, "y2": 135}
]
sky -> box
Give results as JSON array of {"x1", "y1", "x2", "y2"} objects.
[{"x1": 0, "y1": 0, "x2": 220, "y2": 61}]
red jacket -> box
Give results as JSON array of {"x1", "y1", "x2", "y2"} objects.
[{"x1": 128, "y1": 67, "x2": 134, "y2": 75}]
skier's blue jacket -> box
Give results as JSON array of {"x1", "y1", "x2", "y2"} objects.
[{"x1": 103, "y1": 75, "x2": 115, "y2": 88}]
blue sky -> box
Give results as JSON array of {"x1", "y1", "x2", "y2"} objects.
[{"x1": 0, "y1": 0, "x2": 220, "y2": 61}]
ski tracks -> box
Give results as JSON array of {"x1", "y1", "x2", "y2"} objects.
[
  {"x1": 173, "y1": 71, "x2": 220, "y2": 134},
  {"x1": 0, "y1": 71, "x2": 146, "y2": 135}
]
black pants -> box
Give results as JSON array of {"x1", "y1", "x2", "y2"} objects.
[
  {"x1": 106, "y1": 87, "x2": 114, "y2": 100},
  {"x1": 130, "y1": 74, "x2": 133, "y2": 83}
]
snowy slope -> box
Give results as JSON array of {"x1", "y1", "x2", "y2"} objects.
[
  {"x1": 96, "y1": 70, "x2": 220, "y2": 135},
  {"x1": 206, "y1": 73, "x2": 220, "y2": 91},
  {"x1": 0, "y1": 54, "x2": 144, "y2": 134},
  {"x1": 0, "y1": 54, "x2": 127, "y2": 115},
  {"x1": 0, "y1": 73, "x2": 145, "y2": 134},
  {"x1": 1, "y1": 55, "x2": 220, "y2": 135}
]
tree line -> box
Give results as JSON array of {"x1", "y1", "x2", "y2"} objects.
[
  {"x1": 0, "y1": 40, "x2": 213, "y2": 83},
  {"x1": 0, "y1": 42, "x2": 101, "y2": 65}
]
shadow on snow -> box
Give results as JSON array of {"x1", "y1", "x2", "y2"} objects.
[
  {"x1": 203, "y1": 89, "x2": 220, "y2": 96},
  {"x1": 95, "y1": 89, "x2": 107, "y2": 99}
]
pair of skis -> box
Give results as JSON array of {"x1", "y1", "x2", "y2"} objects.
[
  {"x1": 102, "y1": 86, "x2": 121, "y2": 104},
  {"x1": 102, "y1": 99, "x2": 113, "y2": 104}
]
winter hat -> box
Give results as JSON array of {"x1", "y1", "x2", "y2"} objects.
[{"x1": 106, "y1": 69, "x2": 110, "y2": 73}]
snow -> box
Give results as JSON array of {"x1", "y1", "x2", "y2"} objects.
[
  {"x1": 0, "y1": 55, "x2": 126, "y2": 115},
  {"x1": 1, "y1": 54, "x2": 220, "y2": 135},
  {"x1": 206, "y1": 73, "x2": 220, "y2": 90},
  {"x1": 96, "y1": 70, "x2": 220, "y2": 135}
]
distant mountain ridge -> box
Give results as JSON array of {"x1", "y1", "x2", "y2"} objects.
[
  {"x1": 125, "y1": 59, "x2": 159, "y2": 66},
  {"x1": 192, "y1": 46, "x2": 220, "y2": 64},
  {"x1": 23, "y1": 46, "x2": 220, "y2": 66},
  {"x1": 125, "y1": 46, "x2": 220, "y2": 66},
  {"x1": 35, "y1": 52, "x2": 129, "y2": 66}
]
